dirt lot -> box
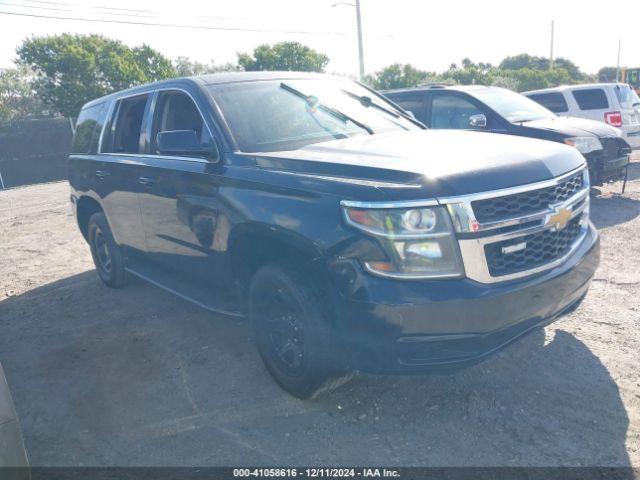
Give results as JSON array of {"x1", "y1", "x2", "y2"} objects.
[{"x1": 0, "y1": 158, "x2": 639, "y2": 467}]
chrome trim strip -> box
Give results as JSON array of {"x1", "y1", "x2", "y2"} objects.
[
  {"x1": 475, "y1": 200, "x2": 587, "y2": 243},
  {"x1": 95, "y1": 153, "x2": 209, "y2": 164},
  {"x1": 437, "y1": 165, "x2": 586, "y2": 204},
  {"x1": 277, "y1": 171, "x2": 422, "y2": 189},
  {"x1": 363, "y1": 262, "x2": 464, "y2": 280},
  {"x1": 340, "y1": 198, "x2": 439, "y2": 209},
  {"x1": 472, "y1": 186, "x2": 589, "y2": 233}
]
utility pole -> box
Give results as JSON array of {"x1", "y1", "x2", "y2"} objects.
[
  {"x1": 616, "y1": 39, "x2": 621, "y2": 81},
  {"x1": 355, "y1": 0, "x2": 365, "y2": 81},
  {"x1": 549, "y1": 21, "x2": 554, "y2": 70},
  {"x1": 332, "y1": 1, "x2": 365, "y2": 81}
]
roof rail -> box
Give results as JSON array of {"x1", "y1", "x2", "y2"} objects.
[{"x1": 418, "y1": 81, "x2": 456, "y2": 88}]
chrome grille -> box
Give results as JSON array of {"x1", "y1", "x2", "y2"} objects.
[
  {"x1": 472, "y1": 171, "x2": 584, "y2": 223},
  {"x1": 484, "y1": 216, "x2": 583, "y2": 277}
]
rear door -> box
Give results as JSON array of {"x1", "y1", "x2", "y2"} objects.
[
  {"x1": 97, "y1": 93, "x2": 151, "y2": 254},
  {"x1": 136, "y1": 87, "x2": 238, "y2": 307},
  {"x1": 384, "y1": 90, "x2": 427, "y2": 123}
]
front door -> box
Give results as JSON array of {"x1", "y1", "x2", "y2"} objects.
[
  {"x1": 427, "y1": 92, "x2": 489, "y2": 130},
  {"x1": 136, "y1": 89, "x2": 237, "y2": 307}
]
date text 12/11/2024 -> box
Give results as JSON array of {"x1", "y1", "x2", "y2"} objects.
[{"x1": 233, "y1": 468, "x2": 401, "y2": 478}]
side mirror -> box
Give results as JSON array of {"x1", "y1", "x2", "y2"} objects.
[
  {"x1": 156, "y1": 130, "x2": 218, "y2": 161},
  {"x1": 469, "y1": 114, "x2": 487, "y2": 128}
]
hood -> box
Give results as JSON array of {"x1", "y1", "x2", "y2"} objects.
[
  {"x1": 522, "y1": 116, "x2": 620, "y2": 138},
  {"x1": 255, "y1": 130, "x2": 585, "y2": 197}
]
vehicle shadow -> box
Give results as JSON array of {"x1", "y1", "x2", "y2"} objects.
[
  {"x1": 0, "y1": 272, "x2": 632, "y2": 469},
  {"x1": 590, "y1": 193, "x2": 640, "y2": 229}
]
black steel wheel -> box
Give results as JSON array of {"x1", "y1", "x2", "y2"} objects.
[
  {"x1": 88, "y1": 212, "x2": 126, "y2": 288},
  {"x1": 250, "y1": 262, "x2": 354, "y2": 399}
]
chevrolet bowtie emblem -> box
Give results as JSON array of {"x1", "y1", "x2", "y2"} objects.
[{"x1": 546, "y1": 207, "x2": 572, "y2": 230}]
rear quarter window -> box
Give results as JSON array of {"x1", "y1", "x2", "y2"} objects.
[
  {"x1": 527, "y1": 92, "x2": 568, "y2": 113},
  {"x1": 572, "y1": 89, "x2": 609, "y2": 110},
  {"x1": 384, "y1": 91, "x2": 425, "y2": 119},
  {"x1": 72, "y1": 103, "x2": 106, "y2": 154}
]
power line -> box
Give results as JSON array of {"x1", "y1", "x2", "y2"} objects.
[
  {"x1": 0, "y1": 9, "x2": 349, "y2": 36},
  {"x1": 14, "y1": 0, "x2": 158, "y2": 14},
  {"x1": 0, "y1": 1, "x2": 152, "y2": 18},
  {"x1": 0, "y1": 0, "x2": 257, "y2": 21}
]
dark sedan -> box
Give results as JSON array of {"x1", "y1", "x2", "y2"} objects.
[{"x1": 384, "y1": 85, "x2": 631, "y2": 185}]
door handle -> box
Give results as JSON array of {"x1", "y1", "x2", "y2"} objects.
[
  {"x1": 138, "y1": 176, "x2": 156, "y2": 186},
  {"x1": 95, "y1": 170, "x2": 110, "y2": 179}
]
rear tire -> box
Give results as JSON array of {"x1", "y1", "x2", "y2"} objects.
[
  {"x1": 249, "y1": 262, "x2": 353, "y2": 399},
  {"x1": 88, "y1": 212, "x2": 127, "y2": 288}
]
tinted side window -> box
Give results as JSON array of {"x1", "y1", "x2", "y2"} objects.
[
  {"x1": 527, "y1": 93, "x2": 568, "y2": 113},
  {"x1": 151, "y1": 91, "x2": 212, "y2": 154},
  {"x1": 72, "y1": 103, "x2": 105, "y2": 154},
  {"x1": 103, "y1": 95, "x2": 149, "y2": 154},
  {"x1": 430, "y1": 94, "x2": 482, "y2": 129},
  {"x1": 385, "y1": 91, "x2": 425, "y2": 119},
  {"x1": 572, "y1": 89, "x2": 609, "y2": 110}
]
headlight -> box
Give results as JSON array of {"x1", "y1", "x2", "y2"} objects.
[
  {"x1": 564, "y1": 136, "x2": 602, "y2": 154},
  {"x1": 341, "y1": 203, "x2": 464, "y2": 279}
]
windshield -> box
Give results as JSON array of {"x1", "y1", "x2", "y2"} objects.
[
  {"x1": 614, "y1": 84, "x2": 640, "y2": 109},
  {"x1": 471, "y1": 87, "x2": 555, "y2": 123},
  {"x1": 209, "y1": 77, "x2": 421, "y2": 153}
]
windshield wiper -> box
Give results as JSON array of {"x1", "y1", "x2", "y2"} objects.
[
  {"x1": 341, "y1": 89, "x2": 400, "y2": 117},
  {"x1": 280, "y1": 83, "x2": 374, "y2": 134},
  {"x1": 341, "y1": 89, "x2": 425, "y2": 127}
]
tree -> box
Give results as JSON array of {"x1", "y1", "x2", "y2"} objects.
[
  {"x1": 500, "y1": 53, "x2": 585, "y2": 82},
  {"x1": 439, "y1": 59, "x2": 494, "y2": 86},
  {"x1": 16, "y1": 34, "x2": 176, "y2": 117},
  {"x1": 367, "y1": 63, "x2": 433, "y2": 90},
  {"x1": 237, "y1": 42, "x2": 329, "y2": 72},
  {"x1": 598, "y1": 66, "x2": 617, "y2": 82},
  {"x1": 0, "y1": 65, "x2": 48, "y2": 122},
  {"x1": 174, "y1": 57, "x2": 240, "y2": 77}
]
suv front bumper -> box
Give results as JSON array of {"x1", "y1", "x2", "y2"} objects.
[{"x1": 330, "y1": 222, "x2": 599, "y2": 374}]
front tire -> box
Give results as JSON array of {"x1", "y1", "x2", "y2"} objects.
[
  {"x1": 88, "y1": 212, "x2": 127, "y2": 288},
  {"x1": 249, "y1": 262, "x2": 353, "y2": 399}
]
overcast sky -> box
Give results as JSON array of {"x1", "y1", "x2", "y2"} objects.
[{"x1": 0, "y1": 0, "x2": 638, "y2": 76}]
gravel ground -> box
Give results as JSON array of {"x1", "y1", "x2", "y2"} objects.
[{"x1": 0, "y1": 157, "x2": 638, "y2": 467}]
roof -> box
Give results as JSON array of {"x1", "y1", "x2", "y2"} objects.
[
  {"x1": 198, "y1": 71, "x2": 330, "y2": 85},
  {"x1": 83, "y1": 71, "x2": 336, "y2": 109},
  {"x1": 523, "y1": 82, "x2": 631, "y2": 95},
  {"x1": 383, "y1": 84, "x2": 500, "y2": 94}
]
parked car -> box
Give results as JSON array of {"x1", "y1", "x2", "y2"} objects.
[
  {"x1": 68, "y1": 72, "x2": 599, "y2": 398},
  {"x1": 0, "y1": 362, "x2": 29, "y2": 475},
  {"x1": 383, "y1": 85, "x2": 631, "y2": 185},
  {"x1": 523, "y1": 83, "x2": 640, "y2": 150}
]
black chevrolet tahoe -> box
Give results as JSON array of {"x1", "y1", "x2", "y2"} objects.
[
  {"x1": 384, "y1": 85, "x2": 631, "y2": 185},
  {"x1": 69, "y1": 72, "x2": 600, "y2": 398}
]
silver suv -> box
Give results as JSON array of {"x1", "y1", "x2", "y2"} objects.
[{"x1": 524, "y1": 83, "x2": 640, "y2": 149}]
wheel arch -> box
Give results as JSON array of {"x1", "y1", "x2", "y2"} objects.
[
  {"x1": 228, "y1": 223, "x2": 327, "y2": 298},
  {"x1": 76, "y1": 196, "x2": 104, "y2": 241}
]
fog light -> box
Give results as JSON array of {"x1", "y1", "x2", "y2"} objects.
[{"x1": 404, "y1": 241, "x2": 442, "y2": 260}]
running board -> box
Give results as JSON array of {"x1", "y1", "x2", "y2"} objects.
[{"x1": 125, "y1": 265, "x2": 245, "y2": 319}]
